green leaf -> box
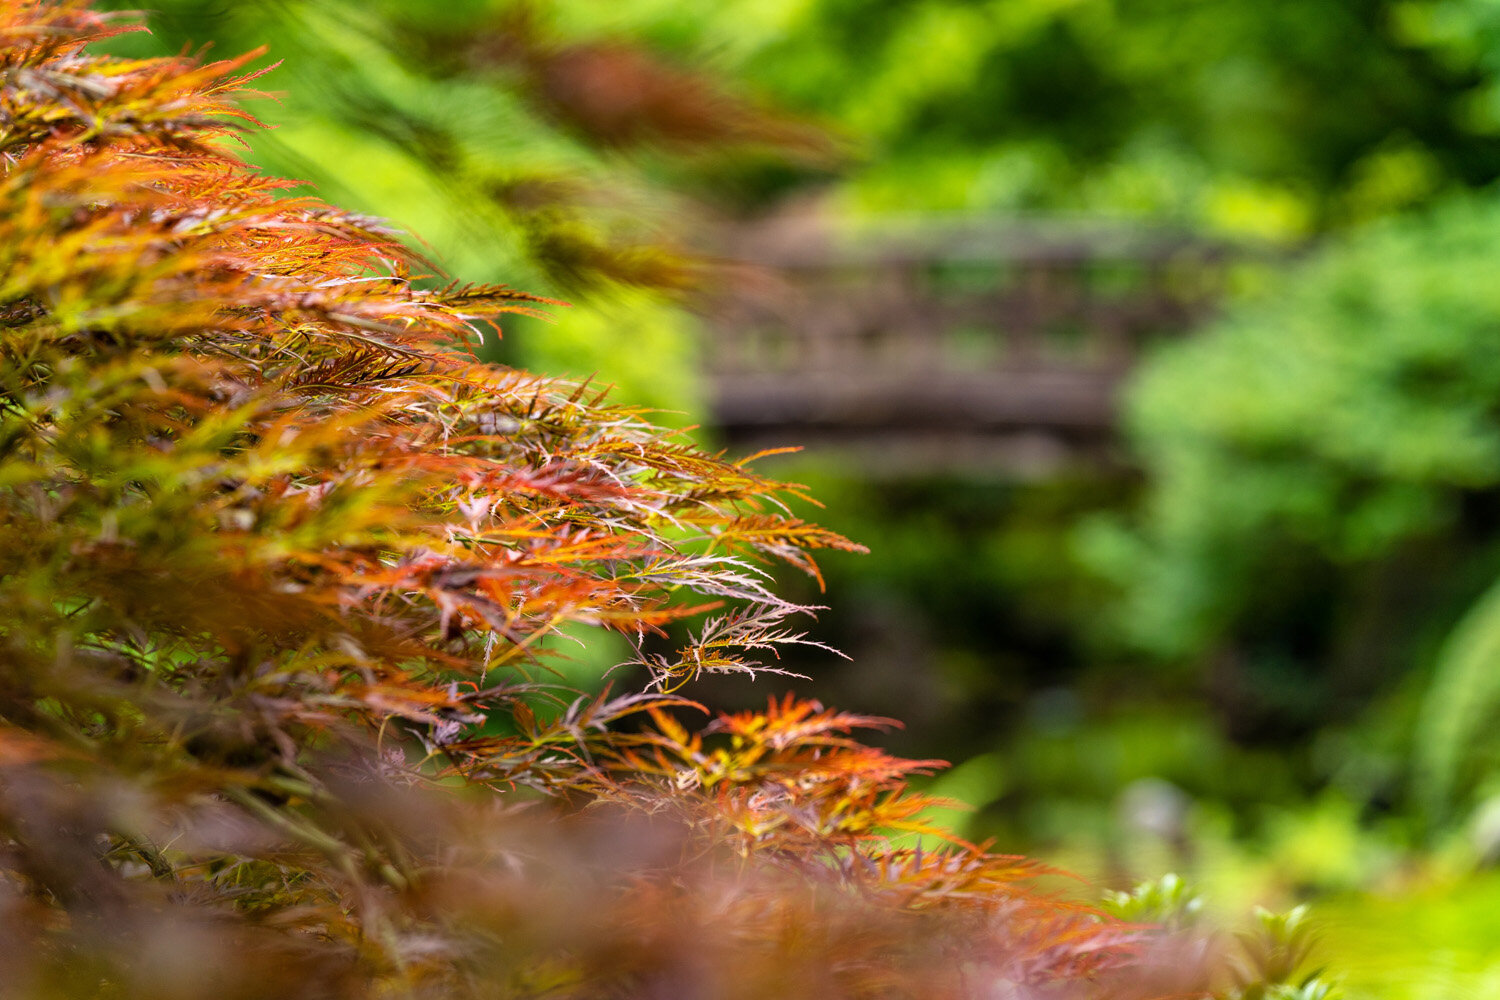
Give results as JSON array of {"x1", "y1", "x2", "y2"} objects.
[{"x1": 1416, "y1": 573, "x2": 1500, "y2": 820}]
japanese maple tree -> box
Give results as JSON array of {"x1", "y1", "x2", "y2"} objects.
[{"x1": 0, "y1": 3, "x2": 1212, "y2": 997}]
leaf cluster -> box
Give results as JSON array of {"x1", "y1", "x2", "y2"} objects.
[{"x1": 1103, "y1": 877, "x2": 1342, "y2": 1000}]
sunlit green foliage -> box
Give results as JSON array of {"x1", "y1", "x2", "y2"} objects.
[
  {"x1": 542, "y1": 0, "x2": 1500, "y2": 236},
  {"x1": 1315, "y1": 870, "x2": 1500, "y2": 1000},
  {"x1": 1103, "y1": 873, "x2": 1204, "y2": 932},
  {"x1": 1103, "y1": 876, "x2": 1344, "y2": 1000}
]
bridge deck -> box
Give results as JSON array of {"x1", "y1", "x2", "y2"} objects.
[{"x1": 699, "y1": 216, "x2": 1240, "y2": 473}]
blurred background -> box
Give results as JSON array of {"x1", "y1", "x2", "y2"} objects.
[{"x1": 99, "y1": 1, "x2": 1500, "y2": 994}]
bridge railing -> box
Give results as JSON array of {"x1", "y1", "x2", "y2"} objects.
[{"x1": 697, "y1": 216, "x2": 1251, "y2": 472}]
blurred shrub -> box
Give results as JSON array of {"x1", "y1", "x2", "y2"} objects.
[
  {"x1": 1103, "y1": 872, "x2": 1205, "y2": 931},
  {"x1": 1083, "y1": 195, "x2": 1500, "y2": 751},
  {"x1": 1103, "y1": 877, "x2": 1345, "y2": 1000},
  {"x1": 546, "y1": 0, "x2": 1500, "y2": 235}
]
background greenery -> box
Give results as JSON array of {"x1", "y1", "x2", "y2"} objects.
[{"x1": 99, "y1": 1, "x2": 1500, "y2": 993}]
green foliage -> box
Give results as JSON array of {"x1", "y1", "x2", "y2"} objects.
[
  {"x1": 1088, "y1": 195, "x2": 1500, "y2": 669},
  {"x1": 1314, "y1": 869, "x2": 1500, "y2": 1000},
  {"x1": 1103, "y1": 872, "x2": 1204, "y2": 931},
  {"x1": 1228, "y1": 906, "x2": 1335, "y2": 1000},
  {"x1": 545, "y1": 0, "x2": 1500, "y2": 234},
  {"x1": 1070, "y1": 193, "x2": 1500, "y2": 833},
  {"x1": 1416, "y1": 573, "x2": 1500, "y2": 818},
  {"x1": 1103, "y1": 877, "x2": 1344, "y2": 1000}
]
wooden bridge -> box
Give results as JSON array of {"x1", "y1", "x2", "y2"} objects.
[{"x1": 699, "y1": 215, "x2": 1245, "y2": 475}]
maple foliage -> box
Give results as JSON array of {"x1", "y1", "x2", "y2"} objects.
[{"x1": 0, "y1": 3, "x2": 1214, "y2": 997}]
